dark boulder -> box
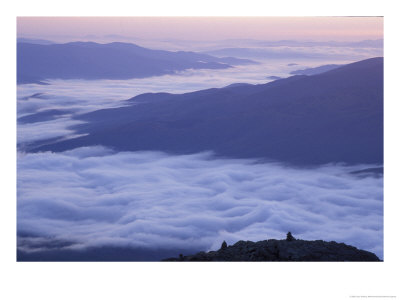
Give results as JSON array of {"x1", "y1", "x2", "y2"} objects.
[
  {"x1": 286, "y1": 232, "x2": 295, "y2": 241},
  {"x1": 220, "y1": 241, "x2": 228, "y2": 250}
]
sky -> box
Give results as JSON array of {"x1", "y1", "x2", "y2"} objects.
[{"x1": 17, "y1": 16, "x2": 383, "y2": 42}]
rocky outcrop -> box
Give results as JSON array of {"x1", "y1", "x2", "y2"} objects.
[{"x1": 163, "y1": 236, "x2": 380, "y2": 262}]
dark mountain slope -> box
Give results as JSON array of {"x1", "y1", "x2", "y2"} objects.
[
  {"x1": 33, "y1": 57, "x2": 383, "y2": 166},
  {"x1": 17, "y1": 42, "x2": 255, "y2": 83}
]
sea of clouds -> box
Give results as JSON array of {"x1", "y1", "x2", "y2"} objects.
[
  {"x1": 203, "y1": 46, "x2": 383, "y2": 62},
  {"x1": 16, "y1": 47, "x2": 384, "y2": 260},
  {"x1": 17, "y1": 147, "x2": 383, "y2": 259}
]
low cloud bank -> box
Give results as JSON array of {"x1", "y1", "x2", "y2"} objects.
[
  {"x1": 17, "y1": 147, "x2": 383, "y2": 259},
  {"x1": 17, "y1": 117, "x2": 86, "y2": 144},
  {"x1": 204, "y1": 45, "x2": 382, "y2": 61}
]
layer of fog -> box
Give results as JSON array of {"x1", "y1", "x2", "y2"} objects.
[
  {"x1": 16, "y1": 59, "x2": 331, "y2": 104},
  {"x1": 17, "y1": 147, "x2": 383, "y2": 259},
  {"x1": 203, "y1": 46, "x2": 382, "y2": 61}
]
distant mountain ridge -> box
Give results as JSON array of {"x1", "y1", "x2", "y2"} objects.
[
  {"x1": 31, "y1": 57, "x2": 383, "y2": 166},
  {"x1": 17, "y1": 41, "x2": 256, "y2": 84},
  {"x1": 17, "y1": 38, "x2": 54, "y2": 45}
]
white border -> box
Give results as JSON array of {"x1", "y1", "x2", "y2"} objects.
[{"x1": 2, "y1": 1, "x2": 399, "y2": 300}]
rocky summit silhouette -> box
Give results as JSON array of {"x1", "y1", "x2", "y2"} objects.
[{"x1": 163, "y1": 234, "x2": 380, "y2": 262}]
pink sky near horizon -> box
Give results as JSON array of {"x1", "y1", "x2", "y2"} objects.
[{"x1": 17, "y1": 16, "x2": 383, "y2": 42}]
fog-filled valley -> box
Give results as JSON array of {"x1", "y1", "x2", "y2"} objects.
[
  {"x1": 17, "y1": 37, "x2": 384, "y2": 261},
  {"x1": 18, "y1": 147, "x2": 383, "y2": 260}
]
